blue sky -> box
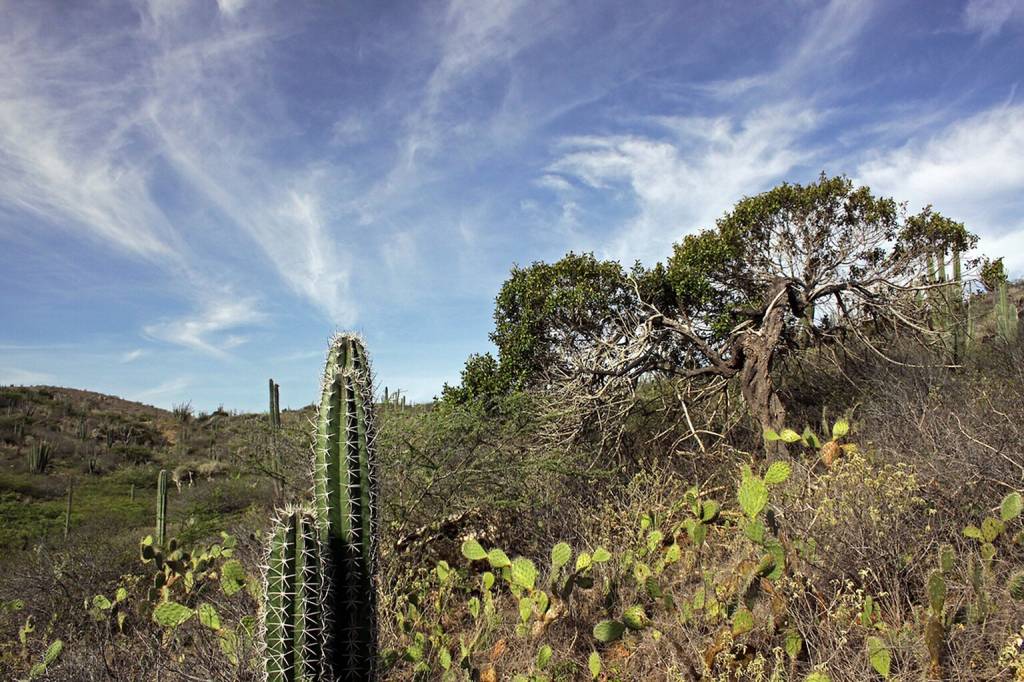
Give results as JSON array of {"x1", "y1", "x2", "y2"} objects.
[{"x1": 1, "y1": 0, "x2": 1023, "y2": 412}]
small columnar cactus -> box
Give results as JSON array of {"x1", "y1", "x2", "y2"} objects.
[
  {"x1": 997, "y1": 281, "x2": 1019, "y2": 344},
  {"x1": 156, "y1": 469, "x2": 168, "y2": 547},
  {"x1": 264, "y1": 508, "x2": 326, "y2": 682},
  {"x1": 28, "y1": 440, "x2": 51, "y2": 474}
]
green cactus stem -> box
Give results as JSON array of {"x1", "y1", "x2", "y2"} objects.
[
  {"x1": 264, "y1": 508, "x2": 325, "y2": 682},
  {"x1": 997, "y1": 281, "x2": 1019, "y2": 344},
  {"x1": 156, "y1": 469, "x2": 168, "y2": 547},
  {"x1": 313, "y1": 334, "x2": 378, "y2": 681},
  {"x1": 28, "y1": 440, "x2": 51, "y2": 474},
  {"x1": 64, "y1": 481, "x2": 72, "y2": 541}
]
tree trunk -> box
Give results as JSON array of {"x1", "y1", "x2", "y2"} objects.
[{"x1": 737, "y1": 284, "x2": 789, "y2": 454}]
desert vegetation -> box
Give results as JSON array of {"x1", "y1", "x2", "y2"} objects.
[{"x1": 1, "y1": 175, "x2": 1023, "y2": 681}]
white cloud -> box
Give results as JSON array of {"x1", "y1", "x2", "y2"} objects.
[
  {"x1": 702, "y1": 0, "x2": 876, "y2": 98},
  {"x1": 964, "y1": 0, "x2": 1024, "y2": 39},
  {"x1": 552, "y1": 104, "x2": 820, "y2": 263},
  {"x1": 144, "y1": 298, "x2": 266, "y2": 355},
  {"x1": 142, "y1": 26, "x2": 357, "y2": 325},
  {"x1": 0, "y1": 4, "x2": 358, "y2": 336},
  {"x1": 131, "y1": 376, "x2": 191, "y2": 404},
  {"x1": 120, "y1": 349, "x2": 147, "y2": 363},
  {"x1": 0, "y1": 367, "x2": 54, "y2": 386},
  {"x1": 0, "y1": 25, "x2": 179, "y2": 260},
  {"x1": 857, "y1": 103, "x2": 1024, "y2": 274}
]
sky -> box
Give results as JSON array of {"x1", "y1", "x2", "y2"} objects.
[{"x1": 1, "y1": 0, "x2": 1023, "y2": 412}]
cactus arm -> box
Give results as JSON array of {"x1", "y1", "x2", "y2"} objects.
[
  {"x1": 265, "y1": 513, "x2": 297, "y2": 682},
  {"x1": 156, "y1": 469, "x2": 168, "y2": 547}
]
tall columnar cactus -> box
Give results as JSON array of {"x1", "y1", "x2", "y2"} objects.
[
  {"x1": 997, "y1": 281, "x2": 1019, "y2": 344},
  {"x1": 264, "y1": 508, "x2": 325, "y2": 682},
  {"x1": 64, "y1": 481, "x2": 73, "y2": 541},
  {"x1": 312, "y1": 334, "x2": 378, "y2": 681},
  {"x1": 261, "y1": 334, "x2": 379, "y2": 682},
  {"x1": 28, "y1": 440, "x2": 51, "y2": 474},
  {"x1": 156, "y1": 469, "x2": 168, "y2": 547},
  {"x1": 269, "y1": 379, "x2": 282, "y2": 429}
]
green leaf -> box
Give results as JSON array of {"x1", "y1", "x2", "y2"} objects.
[
  {"x1": 700, "y1": 500, "x2": 720, "y2": 522},
  {"x1": 592, "y1": 547, "x2": 612, "y2": 563},
  {"x1": 805, "y1": 672, "x2": 832, "y2": 682},
  {"x1": 467, "y1": 596, "x2": 480, "y2": 619},
  {"x1": 439, "y1": 647, "x2": 452, "y2": 670},
  {"x1": 551, "y1": 542, "x2": 572, "y2": 570},
  {"x1": 92, "y1": 595, "x2": 112, "y2": 611},
  {"x1": 518, "y1": 596, "x2": 532, "y2": 623},
  {"x1": 593, "y1": 619, "x2": 626, "y2": 642},
  {"x1": 219, "y1": 629, "x2": 239, "y2": 666},
  {"x1": 115, "y1": 587, "x2": 128, "y2": 603},
  {"x1": 763, "y1": 428, "x2": 781, "y2": 442},
  {"x1": 152, "y1": 601, "x2": 193, "y2": 628},
  {"x1": 1001, "y1": 492, "x2": 1022, "y2": 521},
  {"x1": 198, "y1": 603, "x2": 221, "y2": 630},
  {"x1": 963, "y1": 525, "x2": 983, "y2": 540},
  {"x1": 738, "y1": 475, "x2": 768, "y2": 518},
  {"x1": 486, "y1": 548, "x2": 511, "y2": 569},
  {"x1": 743, "y1": 519, "x2": 765, "y2": 544},
  {"x1": 866, "y1": 636, "x2": 891, "y2": 678},
  {"x1": 482, "y1": 572, "x2": 495, "y2": 591},
  {"x1": 220, "y1": 559, "x2": 246, "y2": 597},
  {"x1": 622, "y1": 605, "x2": 647, "y2": 630},
  {"x1": 536, "y1": 644, "x2": 553, "y2": 669},
  {"x1": 764, "y1": 461, "x2": 791, "y2": 485},
  {"x1": 732, "y1": 608, "x2": 754, "y2": 635},
  {"x1": 588, "y1": 651, "x2": 601, "y2": 679},
  {"x1": 784, "y1": 629, "x2": 802, "y2": 660},
  {"x1": 982, "y1": 516, "x2": 1005, "y2": 542},
  {"x1": 511, "y1": 557, "x2": 538, "y2": 590},
  {"x1": 832, "y1": 419, "x2": 850, "y2": 439},
  {"x1": 43, "y1": 640, "x2": 62, "y2": 666},
  {"x1": 461, "y1": 538, "x2": 487, "y2": 561},
  {"x1": 779, "y1": 428, "x2": 802, "y2": 443},
  {"x1": 646, "y1": 530, "x2": 663, "y2": 553}
]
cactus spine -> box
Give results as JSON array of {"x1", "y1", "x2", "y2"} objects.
[
  {"x1": 261, "y1": 334, "x2": 378, "y2": 682},
  {"x1": 156, "y1": 469, "x2": 168, "y2": 547},
  {"x1": 265, "y1": 508, "x2": 325, "y2": 682}
]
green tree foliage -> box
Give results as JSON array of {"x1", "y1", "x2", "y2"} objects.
[{"x1": 468, "y1": 174, "x2": 978, "y2": 443}]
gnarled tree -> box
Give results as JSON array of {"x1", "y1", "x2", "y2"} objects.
[{"x1": 528, "y1": 175, "x2": 977, "y2": 452}]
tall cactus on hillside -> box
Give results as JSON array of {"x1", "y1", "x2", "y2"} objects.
[
  {"x1": 997, "y1": 281, "x2": 1019, "y2": 344},
  {"x1": 156, "y1": 469, "x2": 168, "y2": 547},
  {"x1": 28, "y1": 440, "x2": 51, "y2": 474},
  {"x1": 261, "y1": 334, "x2": 379, "y2": 682},
  {"x1": 268, "y1": 379, "x2": 284, "y2": 499}
]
